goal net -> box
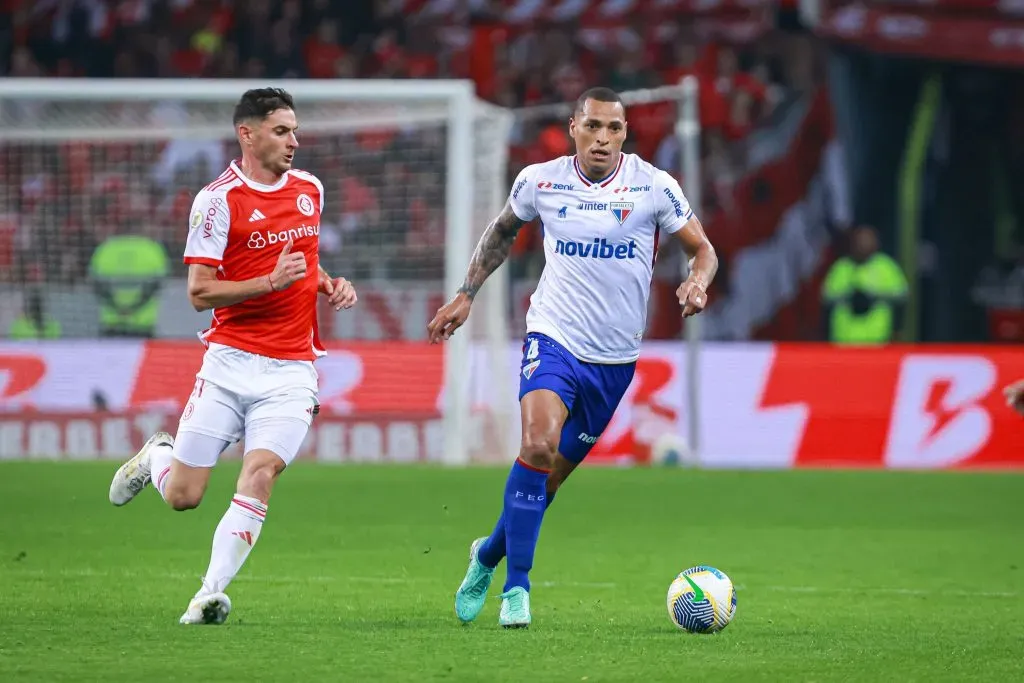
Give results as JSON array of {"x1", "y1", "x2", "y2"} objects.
[
  {"x1": 0, "y1": 79, "x2": 514, "y2": 465},
  {"x1": 0, "y1": 78, "x2": 701, "y2": 466}
]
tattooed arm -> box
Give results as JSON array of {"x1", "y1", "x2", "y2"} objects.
[
  {"x1": 457, "y1": 202, "x2": 527, "y2": 300},
  {"x1": 427, "y1": 201, "x2": 527, "y2": 342}
]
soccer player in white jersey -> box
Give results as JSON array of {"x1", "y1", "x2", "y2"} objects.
[
  {"x1": 428, "y1": 87, "x2": 718, "y2": 628},
  {"x1": 107, "y1": 88, "x2": 357, "y2": 625}
]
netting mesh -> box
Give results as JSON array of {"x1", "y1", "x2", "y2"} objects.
[
  {"x1": 0, "y1": 95, "x2": 510, "y2": 343},
  {"x1": 0, "y1": 87, "x2": 521, "y2": 463}
]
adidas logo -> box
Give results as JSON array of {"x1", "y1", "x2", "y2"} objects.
[
  {"x1": 232, "y1": 530, "x2": 254, "y2": 546},
  {"x1": 248, "y1": 209, "x2": 266, "y2": 222}
]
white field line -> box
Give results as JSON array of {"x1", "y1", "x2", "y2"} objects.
[{"x1": 3, "y1": 568, "x2": 1017, "y2": 598}]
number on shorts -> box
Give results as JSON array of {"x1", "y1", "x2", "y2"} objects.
[{"x1": 526, "y1": 338, "x2": 539, "y2": 361}]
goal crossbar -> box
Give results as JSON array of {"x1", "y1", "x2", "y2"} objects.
[{"x1": 0, "y1": 78, "x2": 476, "y2": 102}]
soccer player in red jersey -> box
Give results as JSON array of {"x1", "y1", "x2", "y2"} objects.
[{"x1": 108, "y1": 88, "x2": 357, "y2": 625}]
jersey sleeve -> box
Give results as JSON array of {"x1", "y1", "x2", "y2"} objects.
[
  {"x1": 654, "y1": 169, "x2": 695, "y2": 234},
  {"x1": 507, "y1": 165, "x2": 538, "y2": 222},
  {"x1": 291, "y1": 169, "x2": 325, "y2": 213},
  {"x1": 183, "y1": 189, "x2": 231, "y2": 267},
  {"x1": 312, "y1": 174, "x2": 325, "y2": 213}
]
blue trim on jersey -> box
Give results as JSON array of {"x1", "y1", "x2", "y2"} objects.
[{"x1": 518, "y1": 333, "x2": 635, "y2": 463}]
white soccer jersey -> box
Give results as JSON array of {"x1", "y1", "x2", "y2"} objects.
[{"x1": 509, "y1": 154, "x2": 695, "y2": 363}]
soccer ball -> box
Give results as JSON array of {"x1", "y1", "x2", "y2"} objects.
[
  {"x1": 666, "y1": 565, "x2": 737, "y2": 633},
  {"x1": 650, "y1": 431, "x2": 696, "y2": 467}
]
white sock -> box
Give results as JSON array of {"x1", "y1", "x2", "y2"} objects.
[
  {"x1": 196, "y1": 494, "x2": 267, "y2": 597},
  {"x1": 150, "y1": 442, "x2": 174, "y2": 503}
]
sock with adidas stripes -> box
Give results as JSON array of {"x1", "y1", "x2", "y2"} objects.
[{"x1": 196, "y1": 494, "x2": 267, "y2": 597}]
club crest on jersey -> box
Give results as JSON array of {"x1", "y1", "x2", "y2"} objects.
[
  {"x1": 296, "y1": 193, "x2": 315, "y2": 217},
  {"x1": 609, "y1": 201, "x2": 634, "y2": 225},
  {"x1": 522, "y1": 359, "x2": 541, "y2": 380}
]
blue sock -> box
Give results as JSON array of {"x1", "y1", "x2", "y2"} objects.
[
  {"x1": 477, "y1": 490, "x2": 556, "y2": 569},
  {"x1": 502, "y1": 459, "x2": 549, "y2": 592},
  {"x1": 477, "y1": 510, "x2": 506, "y2": 568}
]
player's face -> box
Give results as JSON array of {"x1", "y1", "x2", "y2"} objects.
[
  {"x1": 249, "y1": 107, "x2": 299, "y2": 177},
  {"x1": 569, "y1": 99, "x2": 627, "y2": 178}
]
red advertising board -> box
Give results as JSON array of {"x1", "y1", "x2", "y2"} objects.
[{"x1": 0, "y1": 341, "x2": 1021, "y2": 468}]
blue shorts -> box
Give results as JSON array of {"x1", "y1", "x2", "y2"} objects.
[{"x1": 518, "y1": 332, "x2": 636, "y2": 463}]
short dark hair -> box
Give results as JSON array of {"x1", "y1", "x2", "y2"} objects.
[
  {"x1": 574, "y1": 87, "x2": 623, "y2": 117},
  {"x1": 233, "y1": 88, "x2": 295, "y2": 125}
]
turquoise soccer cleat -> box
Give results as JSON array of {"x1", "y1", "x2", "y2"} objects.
[
  {"x1": 454, "y1": 537, "x2": 494, "y2": 623},
  {"x1": 498, "y1": 586, "x2": 531, "y2": 628}
]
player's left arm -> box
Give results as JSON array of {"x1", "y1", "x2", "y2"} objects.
[
  {"x1": 317, "y1": 264, "x2": 357, "y2": 311},
  {"x1": 305, "y1": 175, "x2": 357, "y2": 311},
  {"x1": 655, "y1": 170, "x2": 718, "y2": 317},
  {"x1": 673, "y1": 215, "x2": 717, "y2": 317}
]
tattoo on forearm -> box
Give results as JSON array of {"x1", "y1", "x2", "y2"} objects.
[{"x1": 458, "y1": 204, "x2": 524, "y2": 299}]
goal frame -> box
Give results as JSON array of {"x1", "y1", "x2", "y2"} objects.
[{"x1": 0, "y1": 78, "x2": 484, "y2": 465}]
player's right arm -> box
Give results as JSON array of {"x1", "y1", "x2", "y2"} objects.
[
  {"x1": 187, "y1": 243, "x2": 305, "y2": 311},
  {"x1": 427, "y1": 167, "x2": 536, "y2": 343},
  {"x1": 458, "y1": 201, "x2": 528, "y2": 300},
  {"x1": 183, "y1": 189, "x2": 307, "y2": 312}
]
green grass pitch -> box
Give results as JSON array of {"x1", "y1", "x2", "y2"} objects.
[{"x1": 1, "y1": 462, "x2": 1022, "y2": 682}]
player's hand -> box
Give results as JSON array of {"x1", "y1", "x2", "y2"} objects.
[
  {"x1": 1003, "y1": 379, "x2": 1024, "y2": 417},
  {"x1": 269, "y1": 239, "x2": 306, "y2": 291},
  {"x1": 677, "y1": 278, "x2": 707, "y2": 317},
  {"x1": 320, "y1": 274, "x2": 358, "y2": 311},
  {"x1": 427, "y1": 293, "x2": 472, "y2": 344}
]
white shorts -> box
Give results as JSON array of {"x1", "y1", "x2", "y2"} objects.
[{"x1": 174, "y1": 343, "x2": 319, "y2": 467}]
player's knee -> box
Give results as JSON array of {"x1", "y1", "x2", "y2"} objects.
[
  {"x1": 238, "y1": 451, "x2": 285, "y2": 501},
  {"x1": 165, "y1": 483, "x2": 204, "y2": 511},
  {"x1": 239, "y1": 466, "x2": 276, "y2": 500},
  {"x1": 519, "y1": 432, "x2": 558, "y2": 471}
]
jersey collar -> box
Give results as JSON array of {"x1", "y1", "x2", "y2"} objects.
[
  {"x1": 231, "y1": 160, "x2": 290, "y2": 192},
  {"x1": 573, "y1": 154, "x2": 624, "y2": 188}
]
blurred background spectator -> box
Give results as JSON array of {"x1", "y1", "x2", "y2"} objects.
[{"x1": 821, "y1": 225, "x2": 907, "y2": 345}]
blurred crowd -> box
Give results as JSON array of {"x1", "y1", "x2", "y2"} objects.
[{"x1": 0, "y1": 0, "x2": 826, "y2": 345}]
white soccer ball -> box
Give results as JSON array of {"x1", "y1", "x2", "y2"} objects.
[
  {"x1": 666, "y1": 565, "x2": 737, "y2": 633},
  {"x1": 650, "y1": 431, "x2": 696, "y2": 467}
]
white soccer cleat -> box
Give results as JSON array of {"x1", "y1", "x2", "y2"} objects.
[
  {"x1": 108, "y1": 431, "x2": 173, "y2": 506},
  {"x1": 179, "y1": 592, "x2": 232, "y2": 625}
]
